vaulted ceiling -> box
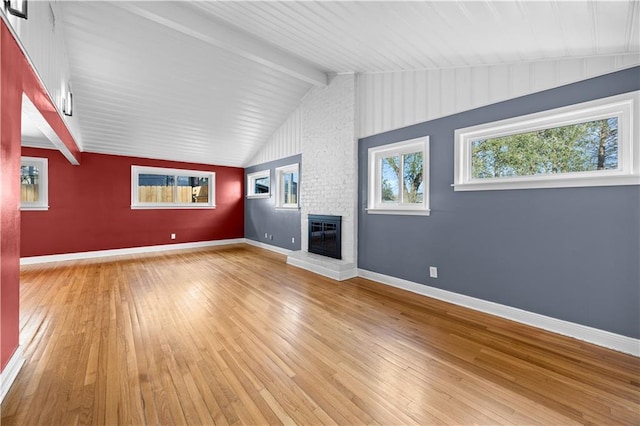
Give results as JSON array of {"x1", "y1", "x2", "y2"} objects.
[{"x1": 42, "y1": 1, "x2": 640, "y2": 167}]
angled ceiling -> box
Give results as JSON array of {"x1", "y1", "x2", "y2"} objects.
[{"x1": 54, "y1": 1, "x2": 639, "y2": 168}]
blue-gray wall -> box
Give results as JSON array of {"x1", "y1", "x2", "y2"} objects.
[
  {"x1": 358, "y1": 67, "x2": 640, "y2": 339},
  {"x1": 245, "y1": 154, "x2": 301, "y2": 251}
]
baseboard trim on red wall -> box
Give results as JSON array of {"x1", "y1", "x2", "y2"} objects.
[
  {"x1": 0, "y1": 346, "x2": 24, "y2": 404},
  {"x1": 20, "y1": 238, "x2": 247, "y2": 265}
]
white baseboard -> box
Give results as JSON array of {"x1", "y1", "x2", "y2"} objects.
[
  {"x1": 358, "y1": 269, "x2": 640, "y2": 357},
  {"x1": 244, "y1": 239, "x2": 293, "y2": 255},
  {"x1": 288, "y1": 251, "x2": 357, "y2": 281},
  {"x1": 0, "y1": 346, "x2": 25, "y2": 404},
  {"x1": 20, "y1": 238, "x2": 247, "y2": 265}
]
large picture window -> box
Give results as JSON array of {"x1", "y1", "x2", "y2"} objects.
[
  {"x1": 21, "y1": 157, "x2": 48, "y2": 211},
  {"x1": 367, "y1": 137, "x2": 430, "y2": 215},
  {"x1": 131, "y1": 166, "x2": 215, "y2": 209},
  {"x1": 247, "y1": 170, "x2": 270, "y2": 198},
  {"x1": 275, "y1": 163, "x2": 299, "y2": 209},
  {"x1": 454, "y1": 91, "x2": 639, "y2": 191}
]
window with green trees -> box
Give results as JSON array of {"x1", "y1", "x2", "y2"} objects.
[
  {"x1": 454, "y1": 92, "x2": 639, "y2": 191},
  {"x1": 368, "y1": 137, "x2": 430, "y2": 215},
  {"x1": 471, "y1": 117, "x2": 618, "y2": 179}
]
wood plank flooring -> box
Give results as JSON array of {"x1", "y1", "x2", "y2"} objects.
[{"x1": 1, "y1": 244, "x2": 638, "y2": 425}]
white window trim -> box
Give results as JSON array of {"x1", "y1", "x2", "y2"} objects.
[
  {"x1": 131, "y1": 165, "x2": 216, "y2": 209},
  {"x1": 246, "y1": 170, "x2": 271, "y2": 199},
  {"x1": 275, "y1": 163, "x2": 299, "y2": 210},
  {"x1": 454, "y1": 91, "x2": 640, "y2": 191},
  {"x1": 367, "y1": 137, "x2": 430, "y2": 216},
  {"x1": 21, "y1": 156, "x2": 49, "y2": 211}
]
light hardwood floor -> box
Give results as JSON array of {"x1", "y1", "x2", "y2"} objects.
[{"x1": 1, "y1": 244, "x2": 638, "y2": 425}]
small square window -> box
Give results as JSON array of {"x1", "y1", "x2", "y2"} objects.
[
  {"x1": 275, "y1": 163, "x2": 299, "y2": 209},
  {"x1": 21, "y1": 157, "x2": 48, "y2": 211},
  {"x1": 368, "y1": 137, "x2": 430, "y2": 216},
  {"x1": 247, "y1": 170, "x2": 271, "y2": 198}
]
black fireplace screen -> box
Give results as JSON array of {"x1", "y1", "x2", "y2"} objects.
[{"x1": 308, "y1": 215, "x2": 342, "y2": 260}]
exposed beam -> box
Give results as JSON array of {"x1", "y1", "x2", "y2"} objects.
[
  {"x1": 114, "y1": 2, "x2": 327, "y2": 87},
  {"x1": 21, "y1": 95, "x2": 80, "y2": 165}
]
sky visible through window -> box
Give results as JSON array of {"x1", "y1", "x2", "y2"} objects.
[{"x1": 381, "y1": 152, "x2": 423, "y2": 204}]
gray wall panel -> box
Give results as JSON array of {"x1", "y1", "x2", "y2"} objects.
[
  {"x1": 358, "y1": 67, "x2": 640, "y2": 338},
  {"x1": 245, "y1": 154, "x2": 302, "y2": 251}
]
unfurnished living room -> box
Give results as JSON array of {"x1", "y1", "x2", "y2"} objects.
[{"x1": 1, "y1": 1, "x2": 639, "y2": 424}]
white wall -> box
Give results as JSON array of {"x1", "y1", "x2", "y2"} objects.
[
  {"x1": 357, "y1": 54, "x2": 640, "y2": 138},
  {"x1": 4, "y1": 1, "x2": 82, "y2": 146}
]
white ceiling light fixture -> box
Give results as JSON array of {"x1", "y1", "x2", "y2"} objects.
[
  {"x1": 63, "y1": 91, "x2": 73, "y2": 117},
  {"x1": 4, "y1": 0, "x2": 27, "y2": 19}
]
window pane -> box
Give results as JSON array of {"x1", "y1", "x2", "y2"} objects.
[
  {"x1": 254, "y1": 176, "x2": 270, "y2": 194},
  {"x1": 471, "y1": 117, "x2": 619, "y2": 179},
  {"x1": 193, "y1": 177, "x2": 209, "y2": 204},
  {"x1": 178, "y1": 176, "x2": 209, "y2": 204},
  {"x1": 402, "y1": 152, "x2": 424, "y2": 204},
  {"x1": 138, "y1": 174, "x2": 175, "y2": 203},
  {"x1": 21, "y1": 165, "x2": 39, "y2": 202},
  {"x1": 283, "y1": 172, "x2": 298, "y2": 205},
  {"x1": 381, "y1": 156, "x2": 399, "y2": 203}
]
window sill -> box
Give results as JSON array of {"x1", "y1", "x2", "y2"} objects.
[
  {"x1": 367, "y1": 208, "x2": 430, "y2": 216},
  {"x1": 131, "y1": 204, "x2": 216, "y2": 210},
  {"x1": 453, "y1": 174, "x2": 640, "y2": 191},
  {"x1": 21, "y1": 206, "x2": 49, "y2": 211},
  {"x1": 247, "y1": 194, "x2": 270, "y2": 199},
  {"x1": 275, "y1": 206, "x2": 299, "y2": 211}
]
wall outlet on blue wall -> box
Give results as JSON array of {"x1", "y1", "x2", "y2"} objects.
[{"x1": 429, "y1": 266, "x2": 438, "y2": 278}]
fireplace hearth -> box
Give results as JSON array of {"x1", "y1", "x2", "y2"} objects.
[{"x1": 308, "y1": 215, "x2": 341, "y2": 260}]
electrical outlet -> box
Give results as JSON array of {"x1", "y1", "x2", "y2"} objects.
[
  {"x1": 429, "y1": 266, "x2": 438, "y2": 278},
  {"x1": 291, "y1": 237, "x2": 295, "y2": 244},
  {"x1": 269, "y1": 234, "x2": 273, "y2": 240},
  {"x1": 264, "y1": 232, "x2": 268, "y2": 238},
  {"x1": 171, "y1": 233, "x2": 176, "y2": 240}
]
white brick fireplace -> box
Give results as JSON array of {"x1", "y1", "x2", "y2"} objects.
[{"x1": 287, "y1": 73, "x2": 358, "y2": 280}]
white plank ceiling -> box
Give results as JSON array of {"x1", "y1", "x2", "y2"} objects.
[{"x1": 50, "y1": 1, "x2": 639, "y2": 167}]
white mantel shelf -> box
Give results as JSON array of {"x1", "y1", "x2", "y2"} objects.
[{"x1": 287, "y1": 250, "x2": 357, "y2": 281}]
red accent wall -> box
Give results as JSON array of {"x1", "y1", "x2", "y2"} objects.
[
  {"x1": 1, "y1": 21, "x2": 22, "y2": 371},
  {"x1": 2, "y1": 16, "x2": 82, "y2": 371},
  {"x1": 21, "y1": 148, "x2": 244, "y2": 257}
]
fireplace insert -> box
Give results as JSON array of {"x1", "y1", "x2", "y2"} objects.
[{"x1": 308, "y1": 215, "x2": 341, "y2": 260}]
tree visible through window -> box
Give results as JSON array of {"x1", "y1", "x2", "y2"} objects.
[
  {"x1": 381, "y1": 152, "x2": 424, "y2": 204},
  {"x1": 472, "y1": 118, "x2": 618, "y2": 179},
  {"x1": 368, "y1": 137, "x2": 430, "y2": 215},
  {"x1": 454, "y1": 91, "x2": 638, "y2": 191}
]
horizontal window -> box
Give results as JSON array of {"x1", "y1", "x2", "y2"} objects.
[
  {"x1": 368, "y1": 137, "x2": 430, "y2": 215},
  {"x1": 131, "y1": 166, "x2": 215, "y2": 209},
  {"x1": 247, "y1": 170, "x2": 270, "y2": 198},
  {"x1": 21, "y1": 157, "x2": 48, "y2": 211},
  {"x1": 454, "y1": 91, "x2": 639, "y2": 191}
]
